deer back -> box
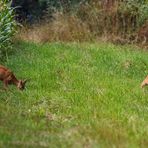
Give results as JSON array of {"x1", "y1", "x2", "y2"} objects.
[{"x1": 0, "y1": 65, "x2": 15, "y2": 81}]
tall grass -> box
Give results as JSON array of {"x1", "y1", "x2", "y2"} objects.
[
  {"x1": 18, "y1": 12, "x2": 92, "y2": 43},
  {"x1": 17, "y1": 0, "x2": 148, "y2": 46},
  {"x1": 0, "y1": 1, "x2": 17, "y2": 59}
]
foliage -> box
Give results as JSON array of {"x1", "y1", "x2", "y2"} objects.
[
  {"x1": 119, "y1": 0, "x2": 148, "y2": 26},
  {"x1": 15, "y1": 0, "x2": 148, "y2": 45},
  {"x1": 11, "y1": 0, "x2": 148, "y2": 27},
  {"x1": 138, "y1": 1, "x2": 148, "y2": 25},
  {"x1": 0, "y1": 1, "x2": 17, "y2": 58},
  {"x1": 0, "y1": 41, "x2": 148, "y2": 147}
]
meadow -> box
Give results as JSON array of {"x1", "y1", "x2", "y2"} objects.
[{"x1": 0, "y1": 41, "x2": 148, "y2": 147}]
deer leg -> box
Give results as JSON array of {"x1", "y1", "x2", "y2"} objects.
[{"x1": 3, "y1": 80, "x2": 8, "y2": 90}]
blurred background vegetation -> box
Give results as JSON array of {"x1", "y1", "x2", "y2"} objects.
[{"x1": 0, "y1": 0, "x2": 148, "y2": 56}]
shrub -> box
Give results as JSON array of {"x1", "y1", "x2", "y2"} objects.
[{"x1": 17, "y1": 0, "x2": 148, "y2": 46}]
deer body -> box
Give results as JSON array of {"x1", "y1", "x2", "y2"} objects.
[
  {"x1": 0, "y1": 65, "x2": 27, "y2": 90},
  {"x1": 141, "y1": 75, "x2": 148, "y2": 88}
]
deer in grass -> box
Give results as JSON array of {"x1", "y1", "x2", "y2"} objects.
[
  {"x1": 141, "y1": 75, "x2": 148, "y2": 88},
  {"x1": 0, "y1": 65, "x2": 27, "y2": 90}
]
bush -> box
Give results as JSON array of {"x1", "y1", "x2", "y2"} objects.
[
  {"x1": 17, "y1": 0, "x2": 148, "y2": 46},
  {"x1": 0, "y1": 1, "x2": 17, "y2": 58}
]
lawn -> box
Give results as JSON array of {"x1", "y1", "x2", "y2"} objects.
[{"x1": 0, "y1": 41, "x2": 148, "y2": 148}]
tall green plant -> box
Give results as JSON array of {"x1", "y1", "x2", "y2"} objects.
[{"x1": 0, "y1": 1, "x2": 17, "y2": 58}]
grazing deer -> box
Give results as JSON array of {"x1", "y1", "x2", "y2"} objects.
[
  {"x1": 0, "y1": 65, "x2": 27, "y2": 90},
  {"x1": 141, "y1": 75, "x2": 148, "y2": 88}
]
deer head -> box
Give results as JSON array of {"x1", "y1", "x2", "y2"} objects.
[{"x1": 17, "y1": 79, "x2": 28, "y2": 90}]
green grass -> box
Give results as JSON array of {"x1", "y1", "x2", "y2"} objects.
[{"x1": 0, "y1": 41, "x2": 148, "y2": 148}]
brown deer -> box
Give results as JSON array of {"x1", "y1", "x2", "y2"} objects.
[
  {"x1": 141, "y1": 75, "x2": 148, "y2": 88},
  {"x1": 0, "y1": 65, "x2": 27, "y2": 90}
]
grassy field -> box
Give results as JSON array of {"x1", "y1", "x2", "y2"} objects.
[{"x1": 0, "y1": 41, "x2": 148, "y2": 148}]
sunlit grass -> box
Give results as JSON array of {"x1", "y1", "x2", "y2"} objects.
[{"x1": 0, "y1": 41, "x2": 148, "y2": 147}]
